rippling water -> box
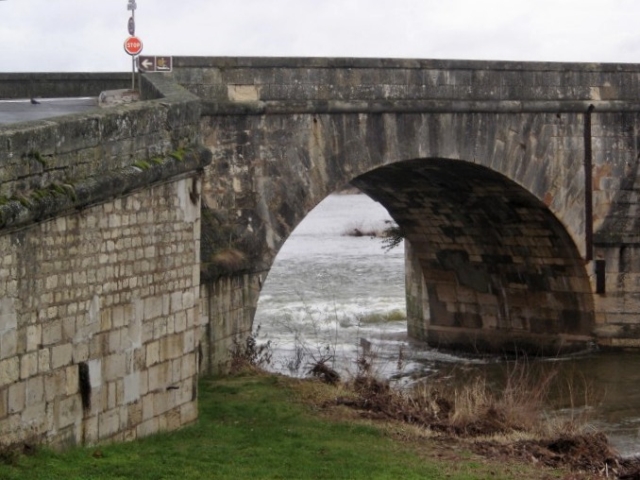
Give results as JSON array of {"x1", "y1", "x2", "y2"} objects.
[{"x1": 255, "y1": 193, "x2": 640, "y2": 457}]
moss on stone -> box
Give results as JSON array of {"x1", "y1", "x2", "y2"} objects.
[
  {"x1": 25, "y1": 150, "x2": 46, "y2": 167},
  {"x1": 169, "y1": 148, "x2": 187, "y2": 161},
  {"x1": 133, "y1": 160, "x2": 152, "y2": 170}
]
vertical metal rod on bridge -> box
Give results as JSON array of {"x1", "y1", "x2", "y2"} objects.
[{"x1": 584, "y1": 104, "x2": 595, "y2": 262}]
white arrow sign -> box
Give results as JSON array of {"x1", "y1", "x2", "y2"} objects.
[{"x1": 140, "y1": 58, "x2": 153, "y2": 70}]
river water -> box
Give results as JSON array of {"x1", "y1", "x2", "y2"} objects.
[{"x1": 254, "y1": 193, "x2": 640, "y2": 457}]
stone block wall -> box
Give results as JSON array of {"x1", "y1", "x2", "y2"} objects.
[
  {"x1": 199, "y1": 273, "x2": 261, "y2": 374},
  {"x1": 0, "y1": 72, "x2": 210, "y2": 449},
  {"x1": 0, "y1": 176, "x2": 203, "y2": 448},
  {"x1": 405, "y1": 240, "x2": 429, "y2": 340},
  {"x1": 171, "y1": 57, "x2": 640, "y2": 354}
]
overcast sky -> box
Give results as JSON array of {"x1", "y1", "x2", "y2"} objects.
[{"x1": 0, "y1": 0, "x2": 638, "y2": 72}]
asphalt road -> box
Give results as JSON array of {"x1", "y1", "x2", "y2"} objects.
[{"x1": 0, "y1": 97, "x2": 98, "y2": 125}]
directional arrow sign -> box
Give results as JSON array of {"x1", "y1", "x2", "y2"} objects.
[
  {"x1": 137, "y1": 56, "x2": 173, "y2": 73},
  {"x1": 138, "y1": 56, "x2": 155, "y2": 72}
]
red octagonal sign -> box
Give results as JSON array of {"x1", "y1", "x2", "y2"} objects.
[{"x1": 124, "y1": 36, "x2": 143, "y2": 56}]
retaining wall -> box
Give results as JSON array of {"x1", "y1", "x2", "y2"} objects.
[{"x1": 0, "y1": 73, "x2": 211, "y2": 448}]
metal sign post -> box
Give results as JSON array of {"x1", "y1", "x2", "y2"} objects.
[{"x1": 127, "y1": 0, "x2": 137, "y2": 90}]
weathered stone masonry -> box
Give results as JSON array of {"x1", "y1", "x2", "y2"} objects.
[
  {"x1": 0, "y1": 178, "x2": 202, "y2": 447},
  {"x1": 171, "y1": 57, "x2": 640, "y2": 355},
  {"x1": 5, "y1": 57, "x2": 640, "y2": 449},
  {"x1": 0, "y1": 74, "x2": 210, "y2": 448}
]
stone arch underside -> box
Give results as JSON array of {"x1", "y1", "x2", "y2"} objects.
[{"x1": 351, "y1": 158, "x2": 595, "y2": 355}]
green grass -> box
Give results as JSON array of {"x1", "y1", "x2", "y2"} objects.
[{"x1": 0, "y1": 374, "x2": 563, "y2": 480}]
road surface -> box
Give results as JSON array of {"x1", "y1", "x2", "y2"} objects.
[{"x1": 0, "y1": 97, "x2": 98, "y2": 125}]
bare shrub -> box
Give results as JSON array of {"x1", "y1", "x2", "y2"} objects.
[
  {"x1": 0, "y1": 440, "x2": 37, "y2": 466},
  {"x1": 445, "y1": 361, "x2": 560, "y2": 436},
  {"x1": 285, "y1": 346, "x2": 306, "y2": 375},
  {"x1": 308, "y1": 360, "x2": 341, "y2": 385},
  {"x1": 0, "y1": 445, "x2": 22, "y2": 467},
  {"x1": 342, "y1": 222, "x2": 384, "y2": 238},
  {"x1": 229, "y1": 326, "x2": 272, "y2": 374},
  {"x1": 380, "y1": 221, "x2": 404, "y2": 252},
  {"x1": 336, "y1": 358, "x2": 595, "y2": 439}
]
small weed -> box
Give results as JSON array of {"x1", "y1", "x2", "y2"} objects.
[
  {"x1": 229, "y1": 326, "x2": 273, "y2": 374},
  {"x1": 381, "y1": 220, "x2": 404, "y2": 252},
  {"x1": 0, "y1": 446, "x2": 21, "y2": 466},
  {"x1": 308, "y1": 359, "x2": 341, "y2": 385},
  {"x1": 30, "y1": 188, "x2": 50, "y2": 200},
  {"x1": 0, "y1": 442, "x2": 37, "y2": 467},
  {"x1": 13, "y1": 194, "x2": 32, "y2": 208},
  {"x1": 133, "y1": 160, "x2": 152, "y2": 170},
  {"x1": 25, "y1": 150, "x2": 46, "y2": 167},
  {"x1": 169, "y1": 148, "x2": 187, "y2": 161},
  {"x1": 50, "y1": 182, "x2": 77, "y2": 201}
]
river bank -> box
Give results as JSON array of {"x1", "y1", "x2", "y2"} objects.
[
  {"x1": 255, "y1": 193, "x2": 640, "y2": 456},
  {"x1": 0, "y1": 372, "x2": 636, "y2": 479}
]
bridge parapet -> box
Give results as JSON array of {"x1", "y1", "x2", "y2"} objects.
[
  {"x1": 171, "y1": 57, "x2": 640, "y2": 107},
  {"x1": 0, "y1": 74, "x2": 202, "y2": 226}
]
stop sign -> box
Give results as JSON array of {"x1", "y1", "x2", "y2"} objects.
[{"x1": 124, "y1": 36, "x2": 143, "y2": 56}]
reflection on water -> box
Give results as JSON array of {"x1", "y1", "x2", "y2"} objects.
[{"x1": 255, "y1": 193, "x2": 640, "y2": 457}]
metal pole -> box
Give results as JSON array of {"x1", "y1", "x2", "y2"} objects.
[
  {"x1": 131, "y1": 3, "x2": 135, "y2": 90},
  {"x1": 583, "y1": 104, "x2": 595, "y2": 262},
  {"x1": 128, "y1": 0, "x2": 137, "y2": 91}
]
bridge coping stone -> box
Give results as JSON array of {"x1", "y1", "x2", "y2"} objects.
[
  {"x1": 169, "y1": 56, "x2": 640, "y2": 114},
  {"x1": 173, "y1": 56, "x2": 640, "y2": 72}
]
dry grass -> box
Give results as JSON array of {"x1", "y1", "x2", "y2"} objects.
[
  {"x1": 285, "y1": 357, "x2": 628, "y2": 477},
  {"x1": 444, "y1": 362, "x2": 563, "y2": 436},
  {"x1": 307, "y1": 357, "x2": 597, "y2": 441},
  {"x1": 228, "y1": 327, "x2": 273, "y2": 374}
]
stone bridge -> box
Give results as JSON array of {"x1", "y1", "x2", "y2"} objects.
[
  {"x1": 175, "y1": 57, "x2": 640, "y2": 356},
  {"x1": 1, "y1": 58, "x2": 640, "y2": 448}
]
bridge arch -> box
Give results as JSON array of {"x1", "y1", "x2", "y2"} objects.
[
  {"x1": 202, "y1": 109, "x2": 597, "y2": 357},
  {"x1": 352, "y1": 158, "x2": 594, "y2": 354}
]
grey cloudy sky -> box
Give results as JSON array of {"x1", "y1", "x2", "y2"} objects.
[{"x1": 0, "y1": 0, "x2": 638, "y2": 72}]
